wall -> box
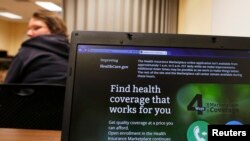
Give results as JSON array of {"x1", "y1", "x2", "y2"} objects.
[
  {"x1": 212, "y1": 0, "x2": 250, "y2": 37},
  {"x1": 178, "y1": 0, "x2": 212, "y2": 35},
  {"x1": 0, "y1": 20, "x2": 27, "y2": 56},
  {"x1": 0, "y1": 20, "x2": 11, "y2": 52},
  {"x1": 179, "y1": 0, "x2": 250, "y2": 37}
]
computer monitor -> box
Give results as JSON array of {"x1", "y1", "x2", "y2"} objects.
[{"x1": 62, "y1": 31, "x2": 250, "y2": 141}]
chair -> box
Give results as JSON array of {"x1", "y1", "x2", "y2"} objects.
[{"x1": 0, "y1": 83, "x2": 65, "y2": 130}]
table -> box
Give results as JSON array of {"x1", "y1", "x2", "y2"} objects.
[{"x1": 0, "y1": 128, "x2": 61, "y2": 141}]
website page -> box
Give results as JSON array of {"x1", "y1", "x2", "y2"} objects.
[{"x1": 69, "y1": 45, "x2": 250, "y2": 141}]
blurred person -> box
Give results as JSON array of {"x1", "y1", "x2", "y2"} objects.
[{"x1": 4, "y1": 10, "x2": 69, "y2": 84}]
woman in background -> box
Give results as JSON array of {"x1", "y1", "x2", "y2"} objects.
[{"x1": 4, "y1": 10, "x2": 69, "y2": 84}]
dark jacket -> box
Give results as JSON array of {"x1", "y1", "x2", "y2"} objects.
[{"x1": 4, "y1": 34, "x2": 69, "y2": 84}]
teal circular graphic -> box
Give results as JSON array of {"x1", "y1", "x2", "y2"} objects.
[
  {"x1": 226, "y1": 120, "x2": 243, "y2": 125},
  {"x1": 187, "y1": 121, "x2": 209, "y2": 141}
]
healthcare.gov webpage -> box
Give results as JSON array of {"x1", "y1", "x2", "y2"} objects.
[{"x1": 69, "y1": 45, "x2": 250, "y2": 141}]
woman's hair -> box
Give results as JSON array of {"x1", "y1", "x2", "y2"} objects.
[{"x1": 32, "y1": 9, "x2": 68, "y2": 38}]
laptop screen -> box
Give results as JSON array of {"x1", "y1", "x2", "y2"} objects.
[{"x1": 62, "y1": 31, "x2": 250, "y2": 141}]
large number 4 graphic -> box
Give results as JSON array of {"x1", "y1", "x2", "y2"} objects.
[{"x1": 187, "y1": 94, "x2": 205, "y2": 115}]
